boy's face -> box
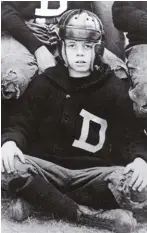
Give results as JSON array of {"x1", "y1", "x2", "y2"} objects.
[{"x1": 65, "y1": 39, "x2": 94, "y2": 76}]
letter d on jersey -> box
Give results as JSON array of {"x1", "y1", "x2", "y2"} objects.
[
  {"x1": 35, "y1": 1, "x2": 67, "y2": 17},
  {"x1": 72, "y1": 109, "x2": 107, "y2": 153}
]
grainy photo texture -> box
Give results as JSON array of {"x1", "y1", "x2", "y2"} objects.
[{"x1": 1, "y1": 1, "x2": 147, "y2": 233}]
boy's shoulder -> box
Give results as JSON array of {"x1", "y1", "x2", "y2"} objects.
[
  {"x1": 94, "y1": 63, "x2": 130, "y2": 96},
  {"x1": 105, "y1": 69, "x2": 134, "y2": 112},
  {"x1": 101, "y1": 63, "x2": 129, "y2": 91},
  {"x1": 108, "y1": 71, "x2": 130, "y2": 94},
  {"x1": 95, "y1": 65, "x2": 132, "y2": 108},
  {"x1": 95, "y1": 67, "x2": 135, "y2": 120},
  {"x1": 45, "y1": 63, "x2": 67, "y2": 77},
  {"x1": 22, "y1": 70, "x2": 54, "y2": 99},
  {"x1": 29, "y1": 63, "x2": 65, "y2": 88},
  {"x1": 44, "y1": 63, "x2": 70, "y2": 88}
]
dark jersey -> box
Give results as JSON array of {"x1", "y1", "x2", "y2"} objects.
[
  {"x1": 1, "y1": 1, "x2": 93, "y2": 53},
  {"x1": 2, "y1": 63, "x2": 147, "y2": 169}
]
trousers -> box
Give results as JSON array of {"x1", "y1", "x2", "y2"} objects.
[{"x1": 2, "y1": 155, "x2": 147, "y2": 213}]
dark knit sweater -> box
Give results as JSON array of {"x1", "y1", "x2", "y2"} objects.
[
  {"x1": 112, "y1": 1, "x2": 147, "y2": 48},
  {"x1": 2, "y1": 63, "x2": 147, "y2": 169},
  {"x1": 1, "y1": 1, "x2": 93, "y2": 54}
]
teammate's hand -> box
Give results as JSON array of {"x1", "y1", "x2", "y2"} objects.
[
  {"x1": 34, "y1": 45, "x2": 56, "y2": 74},
  {"x1": 1, "y1": 141, "x2": 25, "y2": 174},
  {"x1": 124, "y1": 157, "x2": 147, "y2": 192},
  {"x1": 48, "y1": 24, "x2": 59, "y2": 46}
]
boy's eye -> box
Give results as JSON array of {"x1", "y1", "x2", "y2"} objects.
[
  {"x1": 85, "y1": 44, "x2": 93, "y2": 49},
  {"x1": 67, "y1": 44, "x2": 75, "y2": 48}
]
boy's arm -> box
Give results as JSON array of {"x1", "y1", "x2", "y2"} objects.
[
  {"x1": 111, "y1": 117, "x2": 147, "y2": 165},
  {"x1": 1, "y1": 73, "x2": 50, "y2": 152},
  {"x1": 122, "y1": 127, "x2": 147, "y2": 163},
  {"x1": 121, "y1": 110, "x2": 147, "y2": 192},
  {"x1": 1, "y1": 1, "x2": 42, "y2": 54},
  {"x1": 112, "y1": 1, "x2": 147, "y2": 33},
  {"x1": 109, "y1": 77, "x2": 147, "y2": 164},
  {"x1": 106, "y1": 74, "x2": 147, "y2": 193}
]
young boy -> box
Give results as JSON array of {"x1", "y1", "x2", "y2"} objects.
[
  {"x1": 2, "y1": 9, "x2": 147, "y2": 233},
  {"x1": 1, "y1": 1, "x2": 127, "y2": 100},
  {"x1": 1, "y1": 1, "x2": 92, "y2": 99}
]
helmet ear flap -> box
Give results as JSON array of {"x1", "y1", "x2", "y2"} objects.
[
  {"x1": 91, "y1": 37, "x2": 105, "y2": 71},
  {"x1": 90, "y1": 44, "x2": 96, "y2": 72},
  {"x1": 58, "y1": 40, "x2": 68, "y2": 66},
  {"x1": 61, "y1": 42, "x2": 68, "y2": 67},
  {"x1": 95, "y1": 42, "x2": 105, "y2": 57}
]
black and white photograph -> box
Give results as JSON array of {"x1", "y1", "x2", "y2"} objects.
[{"x1": 1, "y1": 1, "x2": 147, "y2": 233}]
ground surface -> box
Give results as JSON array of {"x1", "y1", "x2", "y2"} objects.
[{"x1": 2, "y1": 198, "x2": 147, "y2": 233}]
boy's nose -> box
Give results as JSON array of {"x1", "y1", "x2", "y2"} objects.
[{"x1": 77, "y1": 45, "x2": 84, "y2": 56}]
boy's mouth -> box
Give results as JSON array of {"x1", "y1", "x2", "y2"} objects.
[{"x1": 76, "y1": 61, "x2": 86, "y2": 63}]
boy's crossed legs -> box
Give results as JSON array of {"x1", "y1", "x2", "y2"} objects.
[{"x1": 2, "y1": 155, "x2": 147, "y2": 232}]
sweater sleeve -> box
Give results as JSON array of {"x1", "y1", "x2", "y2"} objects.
[
  {"x1": 123, "y1": 129, "x2": 147, "y2": 163},
  {"x1": 112, "y1": 1, "x2": 147, "y2": 34},
  {"x1": 108, "y1": 76, "x2": 147, "y2": 164},
  {"x1": 122, "y1": 107, "x2": 147, "y2": 164},
  {"x1": 1, "y1": 2, "x2": 42, "y2": 54},
  {"x1": 1, "y1": 73, "x2": 50, "y2": 152},
  {"x1": 111, "y1": 113, "x2": 147, "y2": 165}
]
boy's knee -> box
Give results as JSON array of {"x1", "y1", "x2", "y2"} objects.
[
  {"x1": 107, "y1": 168, "x2": 147, "y2": 210},
  {"x1": 123, "y1": 171, "x2": 147, "y2": 203},
  {"x1": 14, "y1": 157, "x2": 33, "y2": 175},
  {"x1": 1, "y1": 157, "x2": 35, "y2": 192}
]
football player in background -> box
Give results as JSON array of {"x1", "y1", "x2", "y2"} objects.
[{"x1": 112, "y1": 1, "x2": 147, "y2": 118}]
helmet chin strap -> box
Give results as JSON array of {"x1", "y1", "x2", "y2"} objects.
[{"x1": 90, "y1": 43, "x2": 96, "y2": 72}]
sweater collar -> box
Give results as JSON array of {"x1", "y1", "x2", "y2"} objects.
[{"x1": 44, "y1": 61, "x2": 112, "y2": 93}]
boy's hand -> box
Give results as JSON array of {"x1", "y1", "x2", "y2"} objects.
[
  {"x1": 124, "y1": 157, "x2": 147, "y2": 192},
  {"x1": 1, "y1": 141, "x2": 25, "y2": 174},
  {"x1": 34, "y1": 46, "x2": 56, "y2": 74}
]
